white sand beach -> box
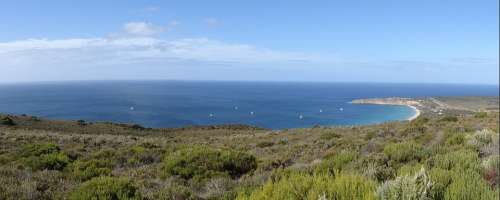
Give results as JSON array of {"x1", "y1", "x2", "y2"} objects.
[{"x1": 350, "y1": 97, "x2": 422, "y2": 121}]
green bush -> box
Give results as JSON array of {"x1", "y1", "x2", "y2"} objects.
[
  {"x1": 383, "y1": 142, "x2": 425, "y2": 163},
  {"x1": 256, "y1": 141, "x2": 274, "y2": 148},
  {"x1": 445, "y1": 133, "x2": 466, "y2": 146},
  {"x1": 237, "y1": 171, "x2": 376, "y2": 200},
  {"x1": 0, "y1": 117, "x2": 15, "y2": 126},
  {"x1": 397, "y1": 163, "x2": 424, "y2": 176},
  {"x1": 439, "y1": 116, "x2": 458, "y2": 122},
  {"x1": 432, "y1": 149, "x2": 480, "y2": 172},
  {"x1": 316, "y1": 151, "x2": 357, "y2": 173},
  {"x1": 126, "y1": 145, "x2": 159, "y2": 166},
  {"x1": 319, "y1": 131, "x2": 341, "y2": 140},
  {"x1": 163, "y1": 146, "x2": 257, "y2": 180},
  {"x1": 20, "y1": 143, "x2": 60, "y2": 157},
  {"x1": 444, "y1": 170, "x2": 498, "y2": 200},
  {"x1": 474, "y1": 112, "x2": 488, "y2": 118},
  {"x1": 152, "y1": 184, "x2": 193, "y2": 200},
  {"x1": 466, "y1": 129, "x2": 498, "y2": 152},
  {"x1": 25, "y1": 152, "x2": 70, "y2": 171},
  {"x1": 429, "y1": 168, "x2": 453, "y2": 200},
  {"x1": 70, "y1": 159, "x2": 113, "y2": 181},
  {"x1": 69, "y1": 177, "x2": 140, "y2": 200},
  {"x1": 19, "y1": 143, "x2": 70, "y2": 171},
  {"x1": 482, "y1": 155, "x2": 500, "y2": 187},
  {"x1": 377, "y1": 168, "x2": 433, "y2": 200}
]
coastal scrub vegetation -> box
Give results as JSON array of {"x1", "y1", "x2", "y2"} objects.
[{"x1": 0, "y1": 112, "x2": 498, "y2": 199}]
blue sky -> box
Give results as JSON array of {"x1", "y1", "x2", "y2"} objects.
[{"x1": 0, "y1": 0, "x2": 498, "y2": 84}]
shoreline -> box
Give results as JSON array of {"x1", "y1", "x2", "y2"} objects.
[
  {"x1": 350, "y1": 97, "x2": 422, "y2": 121},
  {"x1": 406, "y1": 105, "x2": 421, "y2": 121}
]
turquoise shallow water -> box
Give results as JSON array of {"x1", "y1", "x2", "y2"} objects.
[{"x1": 0, "y1": 81, "x2": 497, "y2": 129}]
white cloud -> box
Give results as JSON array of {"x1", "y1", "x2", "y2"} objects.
[
  {"x1": 123, "y1": 22, "x2": 165, "y2": 36},
  {"x1": 0, "y1": 37, "x2": 321, "y2": 67}
]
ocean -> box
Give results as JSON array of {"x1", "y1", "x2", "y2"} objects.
[{"x1": 0, "y1": 81, "x2": 498, "y2": 129}]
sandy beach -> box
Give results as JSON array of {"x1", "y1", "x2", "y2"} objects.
[
  {"x1": 407, "y1": 105, "x2": 421, "y2": 121},
  {"x1": 350, "y1": 97, "x2": 422, "y2": 121}
]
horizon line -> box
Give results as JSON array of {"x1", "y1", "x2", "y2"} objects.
[{"x1": 0, "y1": 79, "x2": 498, "y2": 87}]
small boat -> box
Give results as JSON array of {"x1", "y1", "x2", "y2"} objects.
[
  {"x1": 319, "y1": 109, "x2": 323, "y2": 113},
  {"x1": 234, "y1": 106, "x2": 239, "y2": 110},
  {"x1": 130, "y1": 106, "x2": 135, "y2": 111},
  {"x1": 339, "y1": 108, "x2": 344, "y2": 111},
  {"x1": 209, "y1": 113, "x2": 214, "y2": 118},
  {"x1": 299, "y1": 115, "x2": 304, "y2": 119},
  {"x1": 250, "y1": 111, "x2": 255, "y2": 115}
]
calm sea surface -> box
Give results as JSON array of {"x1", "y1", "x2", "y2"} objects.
[{"x1": 0, "y1": 81, "x2": 497, "y2": 129}]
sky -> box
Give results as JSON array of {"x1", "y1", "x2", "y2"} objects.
[{"x1": 0, "y1": 0, "x2": 498, "y2": 84}]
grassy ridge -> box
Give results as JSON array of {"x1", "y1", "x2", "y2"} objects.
[{"x1": 0, "y1": 111, "x2": 498, "y2": 199}]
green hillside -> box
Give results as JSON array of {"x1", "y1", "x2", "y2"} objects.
[{"x1": 0, "y1": 106, "x2": 498, "y2": 199}]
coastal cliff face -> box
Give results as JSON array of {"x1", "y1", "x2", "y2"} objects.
[{"x1": 350, "y1": 97, "x2": 421, "y2": 106}]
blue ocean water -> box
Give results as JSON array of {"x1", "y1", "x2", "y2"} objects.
[{"x1": 0, "y1": 81, "x2": 498, "y2": 129}]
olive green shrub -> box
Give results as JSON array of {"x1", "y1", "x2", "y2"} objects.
[
  {"x1": 377, "y1": 168, "x2": 433, "y2": 200},
  {"x1": 163, "y1": 145, "x2": 257, "y2": 180},
  {"x1": 383, "y1": 142, "x2": 425, "y2": 163},
  {"x1": 316, "y1": 150, "x2": 357, "y2": 173},
  {"x1": 20, "y1": 143, "x2": 70, "y2": 171},
  {"x1": 444, "y1": 170, "x2": 498, "y2": 200},
  {"x1": 70, "y1": 159, "x2": 113, "y2": 181},
  {"x1": 237, "y1": 171, "x2": 376, "y2": 200},
  {"x1": 69, "y1": 176, "x2": 140, "y2": 200}
]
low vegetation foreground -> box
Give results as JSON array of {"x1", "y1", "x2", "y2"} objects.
[{"x1": 0, "y1": 98, "x2": 499, "y2": 200}]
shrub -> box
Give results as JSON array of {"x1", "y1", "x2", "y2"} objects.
[
  {"x1": 397, "y1": 163, "x2": 424, "y2": 176},
  {"x1": 237, "y1": 171, "x2": 376, "y2": 200},
  {"x1": 69, "y1": 177, "x2": 140, "y2": 200},
  {"x1": 482, "y1": 155, "x2": 500, "y2": 187},
  {"x1": 319, "y1": 132, "x2": 341, "y2": 140},
  {"x1": 130, "y1": 124, "x2": 145, "y2": 130},
  {"x1": 0, "y1": 117, "x2": 15, "y2": 126},
  {"x1": 126, "y1": 145, "x2": 159, "y2": 166},
  {"x1": 76, "y1": 120, "x2": 86, "y2": 126},
  {"x1": 439, "y1": 116, "x2": 458, "y2": 122},
  {"x1": 256, "y1": 141, "x2": 274, "y2": 148},
  {"x1": 402, "y1": 124, "x2": 426, "y2": 135},
  {"x1": 70, "y1": 159, "x2": 113, "y2": 181},
  {"x1": 377, "y1": 168, "x2": 433, "y2": 200},
  {"x1": 316, "y1": 151, "x2": 357, "y2": 173},
  {"x1": 466, "y1": 129, "x2": 499, "y2": 156},
  {"x1": 152, "y1": 184, "x2": 193, "y2": 200},
  {"x1": 20, "y1": 143, "x2": 60, "y2": 157},
  {"x1": 25, "y1": 152, "x2": 70, "y2": 171},
  {"x1": 429, "y1": 168, "x2": 453, "y2": 200},
  {"x1": 445, "y1": 133, "x2": 466, "y2": 146},
  {"x1": 163, "y1": 146, "x2": 257, "y2": 180},
  {"x1": 444, "y1": 170, "x2": 498, "y2": 200},
  {"x1": 432, "y1": 149, "x2": 480, "y2": 172},
  {"x1": 19, "y1": 143, "x2": 70, "y2": 171},
  {"x1": 474, "y1": 112, "x2": 488, "y2": 118},
  {"x1": 383, "y1": 142, "x2": 425, "y2": 163}
]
